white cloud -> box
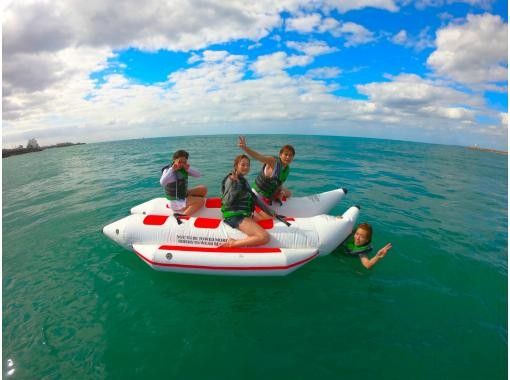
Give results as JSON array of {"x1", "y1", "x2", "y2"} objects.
[
  {"x1": 250, "y1": 52, "x2": 313, "y2": 76},
  {"x1": 3, "y1": 46, "x2": 114, "y2": 121},
  {"x1": 322, "y1": 0, "x2": 399, "y2": 13},
  {"x1": 250, "y1": 52, "x2": 289, "y2": 75},
  {"x1": 391, "y1": 28, "x2": 434, "y2": 51},
  {"x1": 306, "y1": 67, "x2": 342, "y2": 79},
  {"x1": 286, "y1": 40, "x2": 338, "y2": 56},
  {"x1": 285, "y1": 14, "x2": 374, "y2": 46},
  {"x1": 414, "y1": 0, "x2": 493, "y2": 10},
  {"x1": 392, "y1": 30, "x2": 408, "y2": 44},
  {"x1": 285, "y1": 13, "x2": 323, "y2": 33},
  {"x1": 4, "y1": 56, "x2": 503, "y2": 149},
  {"x1": 500, "y1": 113, "x2": 508, "y2": 126},
  {"x1": 337, "y1": 22, "x2": 375, "y2": 46},
  {"x1": 427, "y1": 13, "x2": 508, "y2": 88},
  {"x1": 356, "y1": 73, "x2": 483, "y2": 122},
  {"x1": 2, "y1": 0, "x2": 506, "y2": 149},
  {"x1": 317, "y1": 17, "x2": 341, "y2": 33}
]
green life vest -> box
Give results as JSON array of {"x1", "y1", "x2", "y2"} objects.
[
  {"x1": 341, "y1": 235, "x2": 373, "y2": 256},
  {"x1": 164, "y1": 168, "x2": 188, "y2": 200},
  {"x1": 253, "y1": 157, "x2": 290, "y2": 199},
  {"x1": 221, "y1": 173, "x2": 254, "y2": 218}
]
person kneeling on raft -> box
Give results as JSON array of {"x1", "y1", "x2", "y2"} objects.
[{"x1": 238, "y1": 136, "x2": 295, "y2": 213}]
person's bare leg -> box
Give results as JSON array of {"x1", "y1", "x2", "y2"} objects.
[
  {"x1": 181, "y1": 195, "x2": 205, "y2": 215},
  {"x1": 254, "y1": 210, "x2": 273, "y2": 220},
  {"x1": 224, "y1": 218, "x2": 270, "y2": 248},
  {"x1": 187, "y1": 185, "x2": 208, "y2": 197}
]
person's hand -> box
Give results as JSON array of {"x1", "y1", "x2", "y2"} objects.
[
  {"x1": 171, "y1": 161, "x2": 182, "y2": 171},
  {"x1": 376, "y1": 243, "x2": 392, "y2": 258},
  {"x1": 238, "y1": 136, "x2": 247, "y2": 149}
]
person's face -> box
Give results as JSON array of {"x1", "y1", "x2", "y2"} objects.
[
  {"x1": 175, "y1": 156, "x2": 188, "y2": 166},
  {"x1": 236, "y1": 158, "x2": 250, "y2": 175},
  {"x1": 354, "y1": 228, "x2": 370, "y2": 246},
  {"x1": 279, "y1": 149, "x2": 294, "y2": 166}
]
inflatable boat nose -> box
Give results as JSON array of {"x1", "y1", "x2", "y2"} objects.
[
  {"x1": 102, "y1": 221, "x2": 121, "y2": 242},
  {"x1": 341, "y1": 187, "x2": 348, "y2": 195}
]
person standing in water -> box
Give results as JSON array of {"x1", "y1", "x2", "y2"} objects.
[{"x1": 160, "y1": 149, "x2": 207, "y2": 216}]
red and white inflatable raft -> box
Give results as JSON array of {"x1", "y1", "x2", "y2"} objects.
[
  {"x1": 130, "y1": 188, "x2": 347, "y2": 218},
  {"x1": 102, "y1": 205, "x2": 359, "y2": 276}
]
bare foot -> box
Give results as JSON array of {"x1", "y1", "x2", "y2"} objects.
[{"x1": 219, "y1": 238, "x2": 236, "y2": 248}]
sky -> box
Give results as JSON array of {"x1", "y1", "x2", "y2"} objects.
[{"x1": 2, "y1": 0, "x2": 508, "y2": 149}]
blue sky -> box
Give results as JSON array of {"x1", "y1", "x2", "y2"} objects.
[{"x1": 3, "y1": 0, "x2": 508, "y2": 149}]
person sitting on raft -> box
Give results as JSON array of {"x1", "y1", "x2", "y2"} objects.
[
  {"x1": 338, "y1": 223, "x2": 392, "y2": 269},
  {"x1": 221, "y1": 154, "x2": 280, "y2": 248},
  {"x1": 160, "y1": 149, "x2": 208, "y2": 216},
  {"x1": 238, "y1": 136, "x2": 295, "y2": 206}
]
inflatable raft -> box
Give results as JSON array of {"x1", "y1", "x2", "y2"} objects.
[
  {"x1": 102, "y1": 205, "x2": 359, "y2": 276},
  {"x1": 130, "y1": 188, "x2": 347, "y2": 218}
]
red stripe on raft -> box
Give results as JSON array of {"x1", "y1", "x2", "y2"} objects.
[
  {"x1": 133, "y1": 248, "x2": 318, "y2": 271},
  {"x1": 159, "y1": 245, "x2": 281, "y2": 253},
  {"x1": 143, "y1": 215, "x2": 169, "y2": 225},
  {"x1": 205, "y1": 198, "x2": 222, "y2": 208},
  {"x1": 194, "y1": 218, "x2": 221, "y2": 228}
]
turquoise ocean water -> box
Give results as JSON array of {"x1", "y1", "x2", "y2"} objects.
[{"x1": 3, "y1": 135, "x2": 507, "y2": 379}]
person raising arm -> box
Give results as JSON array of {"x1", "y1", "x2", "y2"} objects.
[{"x1": 238, "y1": 136, "x2": 295, "y2": 206}]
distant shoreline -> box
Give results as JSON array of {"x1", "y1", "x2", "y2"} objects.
[
  {"x1": 2, "y1": 142, "x2": 85, "y2": 158},
  {"x1": 467, "y1": 146, "x2": 507, "y2": 155}
]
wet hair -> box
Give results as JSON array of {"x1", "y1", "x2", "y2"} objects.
[
  {"x1": 356, "y1": 223, "x2": 373, "y2": 243},
  {"x1": 280, "y1": 144, "x2": 295, "y2": 156},
  {"x1": 172, "y1": 149, "x2": 189, "y2": 160},
  {"x1": 233, "y1": 154, "x2": 250, "y2": 174}
]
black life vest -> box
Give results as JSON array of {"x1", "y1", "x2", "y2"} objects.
[
  {"x1": 221, "y1": 173, "x2": 254, "y2": 218},
  {"x1": 253, "y1": 157, "x2": 290, "y2": 199},
  {"x1": 163, "y1": 166, "x2": 188, "y2": 200}
]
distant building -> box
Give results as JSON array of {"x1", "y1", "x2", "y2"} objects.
[{"x1": 26, "y1": 138, "x2": 40, "y2": 149}]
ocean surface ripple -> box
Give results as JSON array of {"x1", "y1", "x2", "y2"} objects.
[{"x1": 3, "y1": 135, "x2": 507, "y2": 379}]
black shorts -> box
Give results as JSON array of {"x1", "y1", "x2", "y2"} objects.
[{"x1": 223, "y1": 215, "x2": 246, "y2": 229}]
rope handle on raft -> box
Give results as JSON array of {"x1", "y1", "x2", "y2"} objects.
[
  {"x1": 275, "y1": 214, "x2": 291, "y2": 227},
  {"x1": 173, "y1": 213, "x2": 185, "y2": 225},
  {"x1": 246, "y1": 185, "x2": 291, "y2": 227}
]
